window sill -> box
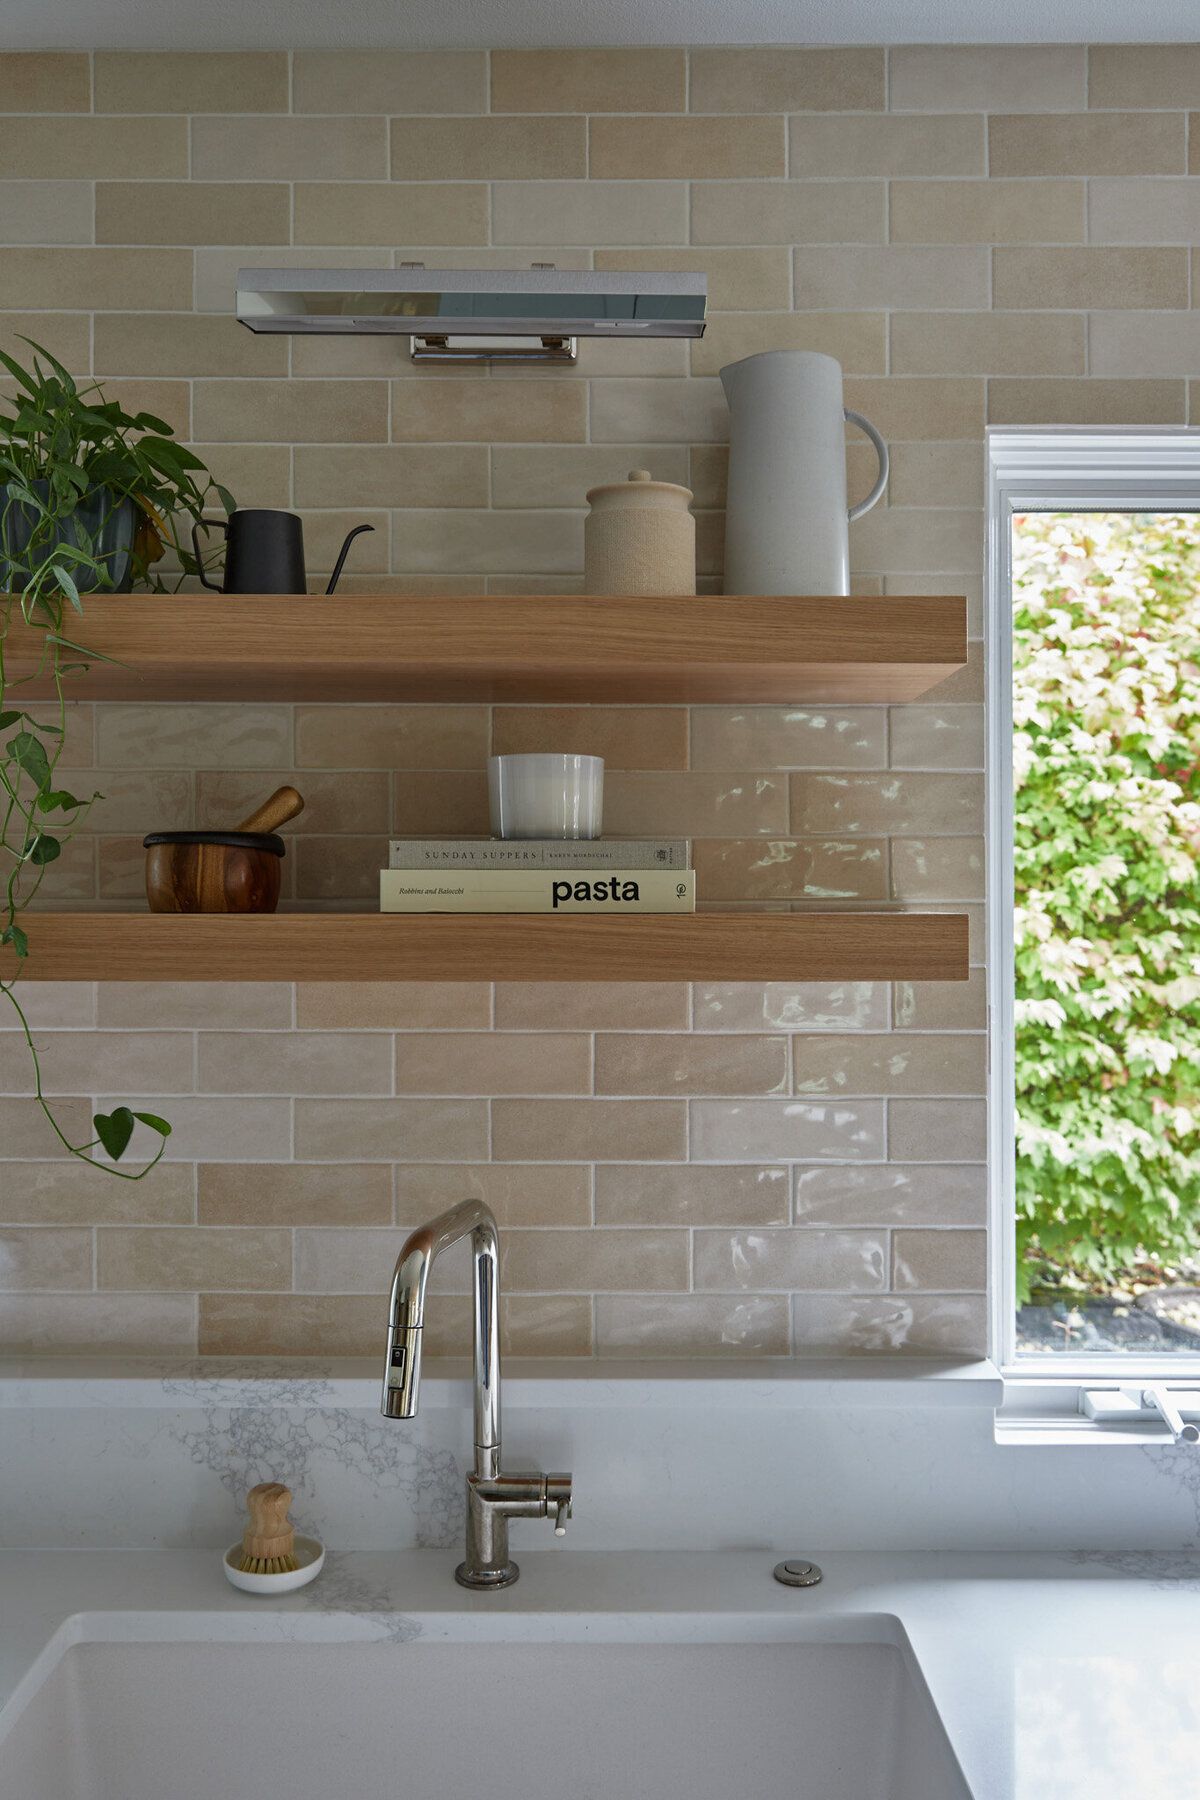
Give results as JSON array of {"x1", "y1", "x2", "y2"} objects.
[
  {"x1": 997, "y1": 1376, "x2": 1200, "y2": 1446},
  {"x1": 0, "y1": 1355, "x2": 1002, "y2": 1412}
]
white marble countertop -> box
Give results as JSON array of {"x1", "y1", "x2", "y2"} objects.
[{"x1": 1, "y1": 1547, "x2": 1197, "y2": 1800}]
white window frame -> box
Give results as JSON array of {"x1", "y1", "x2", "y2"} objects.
[{"x1": 986, "y1": 428, "x2": 1200, "y2": 1427}]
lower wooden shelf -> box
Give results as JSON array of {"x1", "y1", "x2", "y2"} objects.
[{"x1": 7, "y1": 912, "x2": 970, "y2": 984}]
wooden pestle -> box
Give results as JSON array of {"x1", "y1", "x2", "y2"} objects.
[{"x1": 235, "y1": 785, "x2": 305, "y2": 835}]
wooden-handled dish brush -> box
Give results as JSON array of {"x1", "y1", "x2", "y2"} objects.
[{"x1": 235, "y1": 1481, "x2": 301, "y2": 1575}]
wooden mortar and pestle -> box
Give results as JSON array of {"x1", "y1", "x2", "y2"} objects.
[{"x1": 144, "y1": 785, "x2": 304, "y2": 913}]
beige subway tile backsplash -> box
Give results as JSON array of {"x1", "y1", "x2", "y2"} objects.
[
  {"x1": 986, "y1": 377, "x2": 1186, "y2": 425},
  {"x1": 294, "y1": 50, "x2": 487, "y2": 114},
  {"x1": 1088, "y1": 177, "x2": 1200, "y2": 244},
  {"x1": 0, "y1": 52, "x2": 90, "y2": 111},
  {"x1": 794, "y1": 247, "x2": 988, "y2": 312},
  {"x1": 97, "y1": 1226, "x2": 291, "y2": 1292},
  {"x1": 595, "y1": 1164, "x2": 790, "y2": 1227},
  {"x1": 0, "y1": 1294, "x2": 196, "y2": 1355},
  {"x1": 94, "y1": 50, "x2": 289, "y2": 112},
  {"x1": 694, "y1": 1227, "x2": 888, "y2": 1292},
  {"x1": 0, "y1": 247, "x2": 193, "y2": 311},
  {"x1": 889, "y1": 45, "x2": 1087, "y2": 112},
  {"x1": 788, "y1": 112, "x2": 985, "y2": 176},
  {"x1": 94, "y1": 313, "x2": 289, "y2": 379},
  {"x1": 690, "y1": 1099, "x2": 885, "y2": 1162},
  {"x1": 992, "y1": 245, "x2": 1188, "y2": 309},
  {"x1": 695, "y1": 982, "x2": 889, "y2": 1034},
  {"x1": 890, "y1": 179, "x2": 1085, "y2": 245},
  {"x1": 192, "y1": 115, "x2": 387, "y2": 181},
  {"x1": 892, "y1": 1228, "x2": 987, "y2": 1291},
  {"x1": 96, "y1": 182, "x2": 290, "y2": 248},
  {"x1": 0, "y1": 1159, "x2": 193, "y2": 1226},
  {"x1": 692, "y1": 312, "x2": 885, "y2": 380},
  {"x1": 491, "y1": 180, "x2": 688, "y2": 246},
  {"x1": 502, "y1": 1228, "x2": 688, "y2": 1292},
  {"x1": 293, "y1": 182, "x2": 489, "y2": 246},
  {"x1": 795, "y1": 1163, "x2": 987, "y2": 1227},
  {"x1": 691, "y1": 46, "x2": 884, "y2": 112},
  {"x1": 989, "y1": 111, "x2": 1185, "y2": 176},
  {"x1": 395, "y1": 1164, "x2": 591, "y2": 1228},
  {"x1": 595, "y1": 1033, "x2": 788, "y2": 1096},
  {"x1": 493, "y1": 1098, "x2": 687, "y2": 1162},
  {"x1": 0, "y1": 116, "x2": 187, "y2": 179},
  {"x1": 595, "y1": 1294, "x2": 790, "y2": 1357},
  {"x1": 592, "y1": 115, "x2": 785, "y2": 180},
  {"x1": 198, "y1": 1163, "x2": 393, "y2": 1227},
  {"x1": 1089, "y1": 44, "x2": 1200, "y2": 111},
  {"x1": 391, "y1": 379, "x2": 585, "y2": 444},
  {"x1": 490, "y1": 48, "x2": 686, "y2": 113},
  {"x1": 193, "y1": 379, "x2": 388, "y2": 444},
  {"x1": 0, "y1": 181, "x2": 92, "y2": 245},
  {"x1": 3, "y1": 37, "x2": 1190, "y2": 1362},
  {"x1": 296, "y1": 1098, "x2": 488, "y2": 1162},
  {"x1": 693, "y1": 180, "x2": 884, "y2": 247},
  {"x1": 890, "y1": 312, "x2": 1083, "y2": 377},
  {"x1": 791, "y1": 772, "x2": 983, "y2": 835},
  {"x1": 0, "y1": 1228, "x2": 93, "y2": 1291},
  {"x1": 394, "y1": 1032, "x2": 591, "y2": 1095},
  {"x1": 792, "y1": 1033, "x2": 987, "y2": 1097},
  {"x1": 197, "y1": 1031, "x2": 393, "y2": 1096},
  {"x1": 392, "y1": 115, "x2": 586, "y2": 181}
]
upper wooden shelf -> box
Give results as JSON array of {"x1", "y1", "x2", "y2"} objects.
[
  {"x1": 5, "y1": 594, "x2": 967, "y2": 705},
  {"x1": 8, "y1": 911, "x2": 969, "y2": 984}
]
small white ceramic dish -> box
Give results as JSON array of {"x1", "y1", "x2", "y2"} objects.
[{"x1": 222, "y1": 1535, "x2": 324, "y2": 1595}]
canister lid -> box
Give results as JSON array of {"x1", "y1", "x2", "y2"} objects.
[{"x1": 585, "y1": 467, "x2": 694, "y2": 508}]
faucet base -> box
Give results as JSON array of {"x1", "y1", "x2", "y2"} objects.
[{"x1": 455, "y1": 1559, "x2": 519, "y2": 1590}]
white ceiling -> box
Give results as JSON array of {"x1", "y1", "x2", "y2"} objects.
[{"x1": 5, "y1": 0, "x2": 1200, "y2": 50}]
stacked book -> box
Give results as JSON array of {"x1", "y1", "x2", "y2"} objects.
[{"x1": 380, "y1": 838, "x2": 694, "y2": 913}]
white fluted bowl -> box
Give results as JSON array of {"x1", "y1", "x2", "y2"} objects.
[{"x1": 222, "y1": 1534, "x2": 324, "y2": 1594}]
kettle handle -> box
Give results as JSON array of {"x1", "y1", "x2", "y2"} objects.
[
  {"x1": 325, "y1": 523, "x2": 375, "y2": 595},
  {"x1": 191, "y1": 516, "x2": 229, "y2": 591},
  {"x1": 844, "y1": 410, "x2": 889, "y2": 523}
]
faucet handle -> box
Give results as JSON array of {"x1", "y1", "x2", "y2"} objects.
[{"x1": 546, "y1": 1472, "x2": 573, "y2": 1536}]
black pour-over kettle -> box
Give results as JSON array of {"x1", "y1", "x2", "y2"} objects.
[{"x1": 192, "y1": 508, "x2": 374, "y2": 595}]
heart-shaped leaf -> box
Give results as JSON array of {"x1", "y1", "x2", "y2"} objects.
[
  {"x1": 6, "y1": 731, "x2": 51, "y2": 791},
  {"x1": 29, "y1": 834, "x2": 60, "y2": 865},
  {"x1": 37, "y1": 788, "x2": 85, "y2": 814},
  {"x1": 1, "y1": 923, "x2": 28, "y2": 960},
  {"x1": 93, "y1": 1106, "x2": 135, "y2": 1161},
  {"x1": 133, "y1": 1112, "x2": 172, "y2": 1139}
]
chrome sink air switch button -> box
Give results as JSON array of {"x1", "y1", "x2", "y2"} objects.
[{"x1": 774, "y1": 1559, "x2": 823, "y2": 1587}]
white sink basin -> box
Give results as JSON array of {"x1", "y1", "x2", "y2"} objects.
[{"x1": 0, "y1": 1632, "x2": 969, "y2": 1800}]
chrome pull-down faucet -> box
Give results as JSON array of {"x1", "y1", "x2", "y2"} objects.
[{"x1": 381, "y1": 1198, "x2": 573, "y2": 1589}]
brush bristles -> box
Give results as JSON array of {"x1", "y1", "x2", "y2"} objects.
[{"x1": 237, "y1": 1551, "x2": 301, "y2": 1575}]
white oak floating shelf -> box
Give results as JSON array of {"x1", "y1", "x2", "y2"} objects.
[
  {"x1": 11, "y1": 913, "x2": 970, "y2": 985},
  {"x1": 6, "y1": 593, "x2": 968, "y2": 705}
]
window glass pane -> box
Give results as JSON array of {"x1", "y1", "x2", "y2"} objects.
[{"x1": 1013, "y1": 511, "x2": 1200, "y2": 1356}]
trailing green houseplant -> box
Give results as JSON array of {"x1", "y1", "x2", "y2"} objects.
[{"x1": 0, "y1": 339, "x2": 233, "y2": 1174}]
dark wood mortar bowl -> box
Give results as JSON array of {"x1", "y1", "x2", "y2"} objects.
[{"x1": 143, "y1": 830, "x2": 286, "y2": 914}]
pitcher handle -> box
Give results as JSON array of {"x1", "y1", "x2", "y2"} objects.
[
  {"x1": 191, "y1": 516, "x2": 228, "y2": 592},
  {"x1": 844, "y1": 409, "x2": 889, "y2": 523}
]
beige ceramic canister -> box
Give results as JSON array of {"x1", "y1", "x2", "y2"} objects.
[{"x1": 583, "y1": 468, "x2": 696, "y2": 596}]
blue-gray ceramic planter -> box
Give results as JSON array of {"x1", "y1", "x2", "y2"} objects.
[{"x1": 0, "y1": 483, "x2": 137, "y2": 594}]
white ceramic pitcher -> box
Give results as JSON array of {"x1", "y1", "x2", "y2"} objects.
[{"x1": 720, "y1": 350, "x2": 889, "y2": 596}]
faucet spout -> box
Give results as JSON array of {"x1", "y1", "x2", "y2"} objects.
[
  {"x1": 382, "y1": 1198, "x2": 500, "y2": 1467},
  {"x1": 380, "y1": 1196, "x2": 572, "y2": 1590}
]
